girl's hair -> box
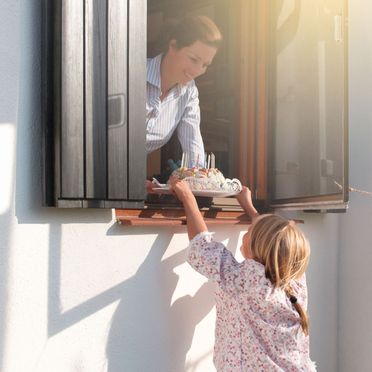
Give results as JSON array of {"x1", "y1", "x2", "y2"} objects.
[
  {"x1": 248, "y1": 214, "x2": 310, "y2": 335},
  {"x1": 158, "y1": 15, "x2": 222, "y2": 53}
]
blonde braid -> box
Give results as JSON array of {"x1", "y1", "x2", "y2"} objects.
[{"x1": 284, "y1": 287, "x2": 309, "y2": 336}]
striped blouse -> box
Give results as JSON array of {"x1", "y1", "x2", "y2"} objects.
[{"x1": 146, "y1": 54, "x2": 205, "y2": 167}]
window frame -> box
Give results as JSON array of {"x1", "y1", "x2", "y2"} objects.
[{"x1": 42, "y1": 0, "x2": 349, "y2": 214}]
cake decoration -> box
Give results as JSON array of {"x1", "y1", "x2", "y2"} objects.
[{"x1": 169, "y1": 166, "x2": 242, "y2": 193}]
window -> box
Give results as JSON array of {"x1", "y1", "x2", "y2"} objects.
[{"x1": 42, "y1": 0, "x2": 348, "y2": 212}]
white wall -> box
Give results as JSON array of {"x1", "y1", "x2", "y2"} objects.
[
  {"x1": 337, "y1": 1, "x2": 372, "y2": 371},
  {"x1": 0, "y1": 1, "x2": 369, "y2": 371}
]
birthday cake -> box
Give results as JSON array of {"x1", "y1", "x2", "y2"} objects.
[{"x1": 169, "y1": 166, "x2": 242, "y2": 193}]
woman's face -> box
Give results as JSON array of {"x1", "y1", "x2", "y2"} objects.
[{"x1": 167, "y1": 39, "x2": 217, "y2": 85}]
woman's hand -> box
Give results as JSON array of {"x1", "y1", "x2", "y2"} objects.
[{"x1": 145, "y1": 180, "x2": 157, "y2": 194}]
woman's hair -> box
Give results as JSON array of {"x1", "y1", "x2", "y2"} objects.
[
  {"x1": 158, "y1": 15, "x2": 222, "y2": 53},
  {"x1": 248, "y1": 214, "x2": 310, "y2": 335}
]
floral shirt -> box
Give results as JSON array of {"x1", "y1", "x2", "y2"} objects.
[{"x1": 187, "y1": 232, "x2": 317, "y2": 372}]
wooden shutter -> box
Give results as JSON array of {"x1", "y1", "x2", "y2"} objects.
[{"x1": 42, "y1": 0, "x2": 146, "y2": 208}]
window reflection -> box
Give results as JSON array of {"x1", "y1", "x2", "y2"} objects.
[{"x1": 272, "y1": 0, "x2": 346, "y2": 199}]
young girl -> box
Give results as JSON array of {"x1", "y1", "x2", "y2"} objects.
[{"x1": 169, "y1": 177, "x2": 317, "y2": 371}]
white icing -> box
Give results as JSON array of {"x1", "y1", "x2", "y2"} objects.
[{"x1": 170, "y1": 167, "x2": 242, "y2": 192}]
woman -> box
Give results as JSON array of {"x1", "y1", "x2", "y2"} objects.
[{"x1": 146, "y1": 15, "x2": 222, "y2": 169}]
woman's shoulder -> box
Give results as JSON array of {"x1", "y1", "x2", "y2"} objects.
[
  {"x1": 182, "y1": 79, "x2": 198, "y2": 99},
  {"x1": 147, "y1": 54, "x2": 162, "y2": 64}
]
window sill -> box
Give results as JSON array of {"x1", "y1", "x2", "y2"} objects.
[{"x1": 115, "y1": 207, "x2": 253, "y2": 226}]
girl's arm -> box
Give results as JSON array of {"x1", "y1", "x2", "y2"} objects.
[
  {"x1": 170, "y1": 176, "x2": 242, "y2": 291},
  {"x1": 169, "y1": 176, "x2": 208, "y2": 240},
  {"x1": 170, "y1": 179, "x2": 258, "y2": 238}
]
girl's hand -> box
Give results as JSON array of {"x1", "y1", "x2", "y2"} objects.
[
  {"x1": 168, "y1": 176, "x2": 194, "y2": 203},
  {"x1": 236, "y1": 186, "x2": 252, "y2": 204},
  {"x1": 236, "y1": 186, "x2": 259, "y2": 219}
]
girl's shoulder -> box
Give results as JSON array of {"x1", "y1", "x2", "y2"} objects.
[
  {"x1": 290, "y1": 274, "x2": 307, "y2": 292},
  {"x1": 243, "y1": 258, "x2": 266, "y2": 277},
  {"x1": 241, "y1": 260, "x2": 307, "y2": 289},
  {"x1": 241, "y1": 258, "x2": 261, "y2": 273},
  {"x1": 235, "y1": 259, "x2": 272, "y2": 291},
  {"x1": 290, "y1": 274, "x2": 308, "y2": 299}
]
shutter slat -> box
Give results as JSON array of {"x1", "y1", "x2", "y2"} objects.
[
  {"x1": 128, "y1": 0, "x2": 146, "y2": 200},
  {"x1": 85, "y1": 0, "x2": 107, "y2": 199},
  {"x1": 61, "y1": 0, "x2": 84, "y2": 198},
  {"x1": 107, "y1": 0, "x2": 128, "y2": 199}
]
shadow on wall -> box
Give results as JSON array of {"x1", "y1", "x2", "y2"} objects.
[
  {"x1": 104, "y1": 225, "x2": 241, "y2": 371},
  {"x1": 105, "y1": 232, "x2": 214, "y2": 372},
  {"x1": 46, "y1": 221, "x2": 241, "y2": 371}
]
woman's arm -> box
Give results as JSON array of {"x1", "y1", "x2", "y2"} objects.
[
  {"x1": 176, "y1": 85, "x2": 205, "y2": 168},
  {"x1": 169, "y1": 176, "x2": 208, "y2": 240}
]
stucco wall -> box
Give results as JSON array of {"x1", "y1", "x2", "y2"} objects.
[
  {"x1": 0, "y1": 1, "x2": 370, "y2": 371},
  {"x1": 338, "y1": 1, "x2": 372, "y2": 370}
]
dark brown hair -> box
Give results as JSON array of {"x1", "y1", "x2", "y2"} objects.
[{"x1": 158, "y1": 15, "x2": 222, "y2": 53}]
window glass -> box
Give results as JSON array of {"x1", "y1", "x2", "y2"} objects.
[{"x1": 271, "y1": 0, "x2": 346, "y2": 200}]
